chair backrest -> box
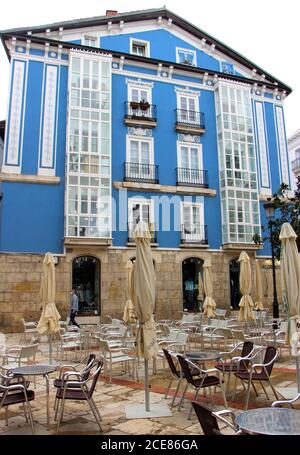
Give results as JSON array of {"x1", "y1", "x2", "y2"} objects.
[
  {"x1": 215, "y1": 308, "x2": 227, "y2": 319},
  {"x1": 192, "y1": 401, "x2": 220, "y2": 435},
  {"x1": 262, "y1": 346, "x2": 277, "y2": 376},
  {"x1": 177, "y1": 355, "x2": 196, "y2": 386},
  {"x1": 279, "y1": 321, "x2": 288, "y2": 332},
  {"x1": 111, "y1": 319, "x2": 122, "y2": 327},
  {"x1": 87, "y1": 361, "x2": 103, "y2": 398},
  {"x1": 162, "y1": 349, "x2": 180, "y2": 378},
  {"x1": 241, "y1": 341, "x2": 254, "y2": 358},
  {"x1": 175, "y1": 332, "x2": 189, "y2": 346},
  {"x1": 209, "y1": 319, "x2": 220, "y2": 329},
  {"x1": 119, "y1": 325, "x2": 128, "y2": 337},
  {"x1": 182, "y1": 313, "x2": 194, "y2": 323},
  {"x1": 169, "y1": 330, "x2": 179, "y2": 342},
  {"x1": 81, "y1": 354, "x2": 96, "y2": 381},
  {"x1": 232, "y1": 330, "x2": 245, "y2": 342},
  {"x1": 19, "y1": 343, "x2": 39, "y2": 359}
]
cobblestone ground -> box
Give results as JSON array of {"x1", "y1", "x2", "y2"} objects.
[{"x1": 0, "y1": 333, "x2": 299, "y2": 435}]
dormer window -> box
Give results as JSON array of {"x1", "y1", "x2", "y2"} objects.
[
  {"x1": 84, "y1": 36, "x2": 97, "y2": 47},
  {"x1": 176, "y1": 48, "x2": 196, "y2": 66},
  {"x1": 130, "y1": 38, "x2": 150, "y2": 57},
  {"x1": 221, "y1": 61, "x2": 234, "y2": 75}
]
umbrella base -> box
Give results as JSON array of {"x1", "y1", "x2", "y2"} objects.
[{"x1": 125, "y1": 403, "x2": 172, "y2": 419}]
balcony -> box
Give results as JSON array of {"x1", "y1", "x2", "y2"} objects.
[
  {"x1": 124, "y1": 162, "x2": 159, "y2": 184},
  {"x1": 124, "y1": 101, "x2": 157, "y2": 128},
  {"x1": 181, "y1": 224, "x2": 208, "y2": 245},
  {"x1": 128, "y1": 222, "x2": 157, "y2": 243},
  {"x1": 175, "y1": 109, "x2": 205, "y2": 134},
  {"x1": 292, "y1": 157, "x2": 300, "y2": 177},
  {"x1": 176, "y1": 168, "x2": 208, "y2": 188}
]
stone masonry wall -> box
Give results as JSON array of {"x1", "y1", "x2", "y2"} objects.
[{"x1": 0, "y1": 249, "x2": 282, "y2": 332}]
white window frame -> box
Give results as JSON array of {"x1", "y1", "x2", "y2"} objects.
[
  {"x1": 130, "y1": 38, "x2": 150, "y2": 58},
  {"x1": 83, "y1": 36, "x2": 98, "y2": 47},
  {"x1": 126, "y1": 135, "x2": 154, "y2": 164},
  {"x1": 128, "y1": 84, "x2": 152, "y2": 105},
  {"x1": 176, "y1": 47, "x2": 197, "y2": 66},
  {"x1": 128, "y1": 197, "x2": 155, "y2": 224},
  {"x1": 180, "y1": 201, "x2": 205, "y2": 242},
  {"x1": 176, "y1": 91, "x2": 200, "y2": 124},
  {"x1": 177, "y1": 142, "x2": 203, "y2": 170}
]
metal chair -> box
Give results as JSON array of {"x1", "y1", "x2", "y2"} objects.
[
  {"x1": 233, "y1": 345, "x2": 280, "y2": 409},
  {"x1": 271, "y1": 394, "x2": 300, "y2": 408},
  {"x1": 20, "y1": 319, "x2": 39, "y2": 344},
  {"x1": 162, "y1": 349, "x2": 200, "y2": 406},
  {"x1": 215, "y1": 341, "x2": 254, "y2": 394},
  {"x1": 0, "y1": 372, "x2": 35, "y2": 433},
  {"x1": 54, "y1": 361, "x2": 103, "y2": 431},
  {"x1": 177, "y1": 354, "x2": 228, "y2": 419},
  {"x1": 98, "y1": 339, "x2": 137, "y2": 382}
]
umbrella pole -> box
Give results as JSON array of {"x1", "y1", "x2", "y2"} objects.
[
  {"x1": 145, "y1": 359, "x2": 150, "y2": 412},
  {"x1": 49, "y1": 333, "x2": 52, "y2": 365}
]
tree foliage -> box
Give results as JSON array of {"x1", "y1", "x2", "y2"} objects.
[{"x1": 253, "y1": 176, "x2": 300, "y2": 260}]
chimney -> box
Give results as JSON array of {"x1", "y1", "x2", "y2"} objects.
[{"x1": 106, "y1": 10, "x2": 118, "y2": 16}]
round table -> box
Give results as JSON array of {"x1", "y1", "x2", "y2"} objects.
[
  {"x1": 11, "y1": 364, "x2": 57, "y2": 430},
  {"x1": 236, "y1": 407, "x2": 300, "y2": 435},
  {"x1": 186, "y1": 351, "x2": 221, "y2": 362}
]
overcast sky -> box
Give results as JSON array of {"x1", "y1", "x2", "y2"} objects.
[{"x1": 0, "y1": 0, "x2": 299, "y2": 136}]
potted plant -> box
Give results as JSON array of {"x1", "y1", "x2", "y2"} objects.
[
  {"x1": 130, "y1": 100, "x2": 139, "y2": 109},
  {"x1": 139, "y1": 99, "x2": 150, "y2": 110}
]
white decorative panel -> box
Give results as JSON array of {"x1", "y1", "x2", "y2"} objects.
[
  {"x1": 275, "y1": 106, "x2": 289, "y2": 185},
  {"x1": 4, "y1": 60, "x2": 26, "y2": 171},
  {"x1": 255, "y1": 102, "x2": 269, "y2": 188},
  {"x1": 39, "y1": 65, "x2": 58, "y2": 174}
]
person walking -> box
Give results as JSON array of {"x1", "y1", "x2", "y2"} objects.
[{"x1": 70, "y1": 288, "x2": 80, "y2": 328}]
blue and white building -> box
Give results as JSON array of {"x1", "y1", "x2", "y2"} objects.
[{"x1": 0, "y1": 8, "x2": 291, "y2": 329}]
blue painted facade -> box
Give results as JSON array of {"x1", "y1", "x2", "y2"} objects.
[{"x1": 0, "y1": 9, "x2": 291, "y2": 258}]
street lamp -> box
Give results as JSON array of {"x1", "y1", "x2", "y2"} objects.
[{"x1": 263, "y1": 200, "x2": 279, "y2": 322}]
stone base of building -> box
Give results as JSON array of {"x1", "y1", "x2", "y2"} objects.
[{"x1": 0, "y1": 248, "x2": 281, "y2": 333}]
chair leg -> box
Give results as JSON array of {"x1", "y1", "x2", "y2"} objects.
[
  {"x1": 259, "y1": 380, "x2": 269, "y2": 400},
  {"x1": 90, "y1": 397, "x2": 102, "y2": 421},
  {"x1": 245, "y1": 380, "x2": 252, "y2": 410},
  {"x1": 220, "y1": 380, "x2": 228, "y2": 408},
  {"x1": 57, "y1": 396, "x2": 66, "y2": 432},
  {"x1": 23, "y1": 403, "x2": 28, "y2": 422},
  {"x1": 171, "y1": 380, "x2": 182, "y2": 406},
  {"x1": 86, "y1": 397, "x2": 102, "y2": 431},
  {"x1": 5, "y1": 406, "x2": 8, "y2": 426},
  {"x1": 26, "y1": 401, "x2": 35, "y2": 435},
  {"x1": 178, "y1": 383, "x2": 188, "y2": 411},
  {"x1": 269, "y1": 379, "x2": 280, "y2": 400},
  {"x1": 251, "y1": 381, "x2": 259, "y2": 397},
  {"x1": 188, "y1": 388, "x2": 200, "y2": 420},
  {"x1": 164, "y1": 378, "x2": 173, "y2": 399}
]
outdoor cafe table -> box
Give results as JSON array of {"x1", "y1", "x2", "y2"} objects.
[
  {"x1": 186, "y1": 351, "x2": 221, "y2": 363},
  {"x1": 10, "y1": 364, "x2": 57, "y2": 430},
  {"x1": 236, "y1": 407, "x2": 300, "y2": 435}
]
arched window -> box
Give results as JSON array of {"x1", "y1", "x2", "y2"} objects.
[
  {"x1": 182, "y1": 257, "x2": 204, "y2": 312},
  {"x1": 72, "y1": 256, "x2": 100, "y2": 315}
]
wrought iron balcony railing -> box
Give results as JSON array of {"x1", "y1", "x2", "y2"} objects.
[
  {"x1": 176, "y1": 168, "x2": 208, "y2": 187},
  {"x1": 128, "y1": 222, "x2": 157, "y2": 243},
  {"x1": 181, "y1": 224, "x2": 208, "y2": 244},
  {"x1": 125, "y1": 101, "x2": 157, "y2": 122},
  {"x1": 124, "y1": 162, "x2": 159, "y2": 184},
  {"x1": 175, "y1": 109, "x2": 205, "y2": 130}
]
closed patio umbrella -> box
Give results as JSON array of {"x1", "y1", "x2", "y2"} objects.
[
  {"x1": 238, "y1": 251, "x2": 254, "y2": 321},
  {"x1": 37, "y1": 252, "x2": 61, "y2": 363},
  {"x1": 197, "y1": 271, "x2": 204, "y2": 311},
  {"x1": 123, "y1": 260, "x2": 137, "y2": 324},
  {"x1": 254, "y1": 259, "x2": 264, "y2": 311},
  {"x1": 203, "y1": 259, "x2": 216, "y2": 318},
  {"x1": 125, "y1": 221, "x2": 171, "y2": 418},
  {"x1": 280, "y1": 222, "x2": 300, "y2": 395},
  {"x1": 279, "y1": 223, "x2": 300, "y2": 346}
]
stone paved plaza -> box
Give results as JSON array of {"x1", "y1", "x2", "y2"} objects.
[{"x1": 0, "y1": 332, "x2": 299, "y2": 436}]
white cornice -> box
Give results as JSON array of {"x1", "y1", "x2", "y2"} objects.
[
  {"x1": 125, "y1": 77, "x2": 154, "y2": 88},
  {"x1": 174, "y1": 86, "x2": 201, "y2": 96}
]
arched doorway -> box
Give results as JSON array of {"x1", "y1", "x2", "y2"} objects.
[
  {"x1": 182, "y1": 257, "x2": 204, "y2": 312},
  {"x1": 72, "y1": 256, "x2": 100, "y2": 315},
  {"x1": 229, "y1": 258, "x2": 241, "y2": 310}
]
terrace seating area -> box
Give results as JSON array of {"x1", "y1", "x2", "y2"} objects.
[{"x1": 0, "y1": 309, "x2": 299, "y2": 436}]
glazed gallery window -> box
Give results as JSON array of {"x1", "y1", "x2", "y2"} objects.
[
  {"x1": 66, "y1": 52, "x2": 112, "y2": 238},
  {"x1": 72, "y1": 256, "x2": 100, "y2": 315},
  {"x1": 216, "y1": 84, "x2": 261, "y2": 243},
  {"x1": 176, "y1": 48, "x2": 196, "y2": 66}
]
